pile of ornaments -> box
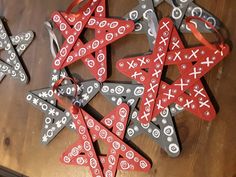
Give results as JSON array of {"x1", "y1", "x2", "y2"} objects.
[{"x1": 0, "y1": 0, "x2": 227, "y2": 176}]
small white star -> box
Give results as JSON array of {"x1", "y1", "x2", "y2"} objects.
[
  {"x1": 33, "y1": 98, "x2": 39, "y2": 105},
  {"x1": 42, "y1": 135, "x2": 48, "y2": 142},
  {"x1": 48, "y1": 108, "x2": 56, "y2": 116}
]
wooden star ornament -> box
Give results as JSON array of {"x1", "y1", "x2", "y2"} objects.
[
  {"x1": 51, "y1": 0, "x2": 135, "y2": 82},
  {"x1": 0, "y1": 18, "x2": 34, "y2": 84},
  {"x1": 61, "y1": 103, "x2": 151, "y2": 177},
  {"x1": 116, "y1": 17, "x2": 230, "y2": 124}
]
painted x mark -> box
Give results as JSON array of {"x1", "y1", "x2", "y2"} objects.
[{"x1": 117, "y1": 17, "x2": 230, "y2": 124}]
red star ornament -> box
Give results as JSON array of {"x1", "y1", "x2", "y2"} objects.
[
  {"x1": 152, "y1": 27, "x2": 216, "y2": 121},
  {"x1": 51, "y1": 0, "x2": 134, "y2": 82},
  {"x1": 61, "y1": 103, "x2": 151, "y2": 177},
  {"x1": 116, "y1": 17, "x2": 230, "y2": 124}
]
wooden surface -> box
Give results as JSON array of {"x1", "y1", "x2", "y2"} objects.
[{"x1": 0, "y1": 0, "x2": 236, "y2": 177}]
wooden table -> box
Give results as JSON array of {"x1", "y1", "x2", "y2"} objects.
[{"x1": 0, "y1": 0, "x2": 235, "y2": 177}]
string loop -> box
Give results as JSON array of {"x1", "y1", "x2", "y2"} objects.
[
  {"x1": 52, "y1": 77, "x2": 79, "y2": 114},
  {"x1": 66, "y1": 0, "x2": 92, "y2": 17},
  {"x1": 44, "y1": 21, "x2": 60, "y2": 59},
  {"x1": 185, "y1": 16, "x2": 225, "y2": 51}
]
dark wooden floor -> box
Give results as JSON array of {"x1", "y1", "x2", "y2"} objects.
[{"x1": 0, "y1": 0, "x2": 235, "y2": 177}]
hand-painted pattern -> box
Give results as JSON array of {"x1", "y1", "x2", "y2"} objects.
[
  {"x1": 117, "y1": 17, "x2": 230, "y2": 124},
  {"x1": 101, "y1": 83, "x2": 181, "y2": 157},
  {"x1": 117, "y1": 18, "x2": 174, "y2": 123},
  {"x1": 0, "y1": 19, "x2": 34, "y2": 83},
  {"x1": 26, "y1": 20, "x2": 101, "y2": 144},
  {"x1": 26, "y1": 80, "x2": 100, "y2": 144},
  {"x1": 61, "y1": 103, "x2": 151, "y2": 177},
  {"x1": 51, "y1": 0, "x2": 134, "y2": 82},
  {"x1": 158, "y1": 27, "x2": 216, "y2": 120},
  {"x1": 124, "y1": 0, "x2": 221, "y2": 50},
  {"x1": 124, "y1": 0, "x2": 158, "y2": 50}
]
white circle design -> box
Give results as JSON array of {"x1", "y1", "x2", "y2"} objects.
[
  {"x1": 172, "y1": 7, "x2": 182, "y2": 20},
  {"x1": 105, "y1": 33, "x2": 114, "y2": 41},
  {"x1": 164, "y1": 126, "x2": 174, "y2": 136},
  {"x1": 191, "y1": 7, "x2": 203, "y2": 17},
  {"x1": 169, "y1": 143, "x2": 180, "y2": 154},
  {"x1": 115, "y1": 86, "x2": 124, "y2": 94},
  {"x1": 129, "y1": 10, "x2": 138, "y2": 20},
  {"x1": 97, "y1": 53, "x2": 105, "y2": 62},
  {"x1": 110, "y1": 21, "x2": 119, "y2": 28},
  {"x1": 126, "y1": 151, "x2": 134, "y2": 159},
  {"x1": 205, "y1": 17, "x2": 216, "y2": 29},
  {"x1": 118, "y1": 26, "x2": 126, "y2": 35},
  {"x1": 152, "y1": 129, "x2": 160, "y2": 138}
]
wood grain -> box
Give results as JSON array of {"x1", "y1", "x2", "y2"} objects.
[{"x1": 0, "y1": 0, "x2": 235, "y2": 177}]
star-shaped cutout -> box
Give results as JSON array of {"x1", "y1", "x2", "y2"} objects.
[
  {"x1": 116, "y1": 17, "x2": 229, "y2": 124},
  {"x1": 51, "y1": 0, "x2": 134, "y2": 82},
  {"x1": 101, "y1": 82, "x2": 181, "y2": 157},
  {"x1": 0, "y1": 18, "x2": 34, "y2": 84},
  {"x1": 61, "y1": 103, "x2": 151, "y2": 176}
]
